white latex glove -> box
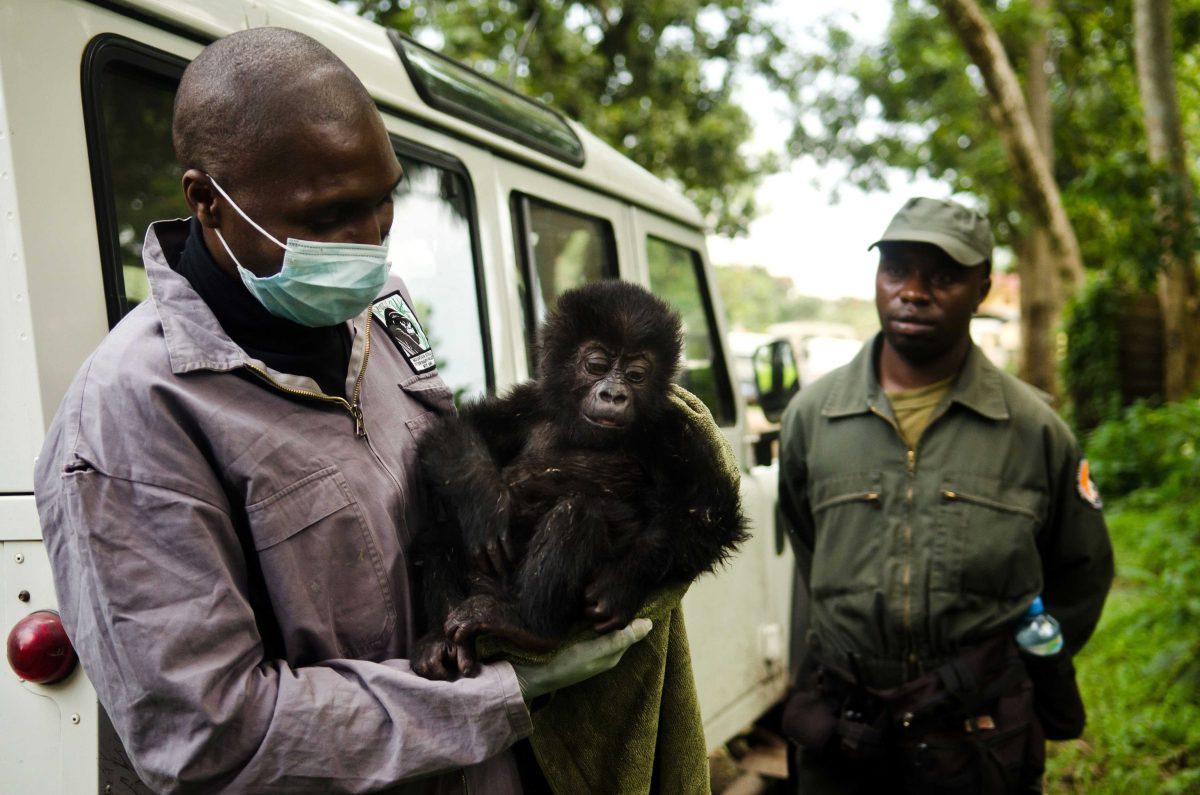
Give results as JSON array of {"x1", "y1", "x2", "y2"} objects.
[{"x1": 512, "y1": 618, "x2": 653, "y2": 701}]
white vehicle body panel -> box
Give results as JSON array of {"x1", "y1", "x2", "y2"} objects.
[{"x1": 0, "y1": 0, "x2": 794, "y2": 789}]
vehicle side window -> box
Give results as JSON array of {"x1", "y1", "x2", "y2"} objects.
[
  {"x1": 513, "y1": 194, "x2": 617, "y2": 353},
  {"x1": 387, "y1": 152, "x2": 491, "y2": 401},
  {"x1": 85, "y1": 50, "x2": 187, "y2": 325},
  {"x1": 646, "y1": 236, "x2": 736, "y2": 426}
]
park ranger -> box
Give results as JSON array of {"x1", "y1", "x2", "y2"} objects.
[
  {"x1": 34, "y1": 28, "x2": 648, "y2": 793},
  {"x1": 778, "y1": 197, "x2": 1113, "y2": 793}
]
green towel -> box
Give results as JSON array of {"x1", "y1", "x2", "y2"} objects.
[
  {"x1": 667, "y1": 384, "x2": 741, "y2": 490},
  {"x1": 481, "y1": 583, "x2": 707, "y2": 794},
  {"x1": 480, "y1": 386, "x2": 740, "y2": 794}
]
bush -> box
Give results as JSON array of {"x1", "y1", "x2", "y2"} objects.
[
  {"x1": 1048, "y1": 399, "x2": 1200, "y2": 791},
  {"x1": 1085, "y1": 398, "x2": 1200, "y2": 687},
  {"x1": 1062, "y1": 275, "x2": 1125, "y2": 432},
  {"x1": 1086, "y1": 398, "x2": 1200, "y2": 500},
  {"x1": 1047, "y1": 501, "x2": 1200, "y2": 793}
]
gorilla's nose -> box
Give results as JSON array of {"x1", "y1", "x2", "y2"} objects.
[{"x1": 599, "y1": 385, "x2": 629, "y2": 406}]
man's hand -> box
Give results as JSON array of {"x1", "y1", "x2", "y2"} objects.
[{"x1": 512, "y1": 618, "x2": 653, "y2": 701}]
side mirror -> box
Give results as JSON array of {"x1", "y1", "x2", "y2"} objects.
[{"x1": 752, "y1": 340, "x2": 800, "y2": 424}]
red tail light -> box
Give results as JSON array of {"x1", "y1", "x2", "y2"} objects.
[{"x1": 7, "y1": 610, "x2": 77, "y2": 685}]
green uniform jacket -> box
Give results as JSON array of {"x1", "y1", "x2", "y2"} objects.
[{"x1": 779, "y1": 336, "x2": 1114, "y2": 687}]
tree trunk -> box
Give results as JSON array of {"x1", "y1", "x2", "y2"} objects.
[
  {"x1": 932, "y1": 0, "x2": 1085, "y2": 296},
  {"x1": 1017, "y1": 0, "x2": 1062, "y2": 396},
  {"x1": 1133, "y1": 0, "x2": 1200, "y2": 400},
  {"x1": 1016, "y1": 234, "x2": 1061, "y2": 393}
]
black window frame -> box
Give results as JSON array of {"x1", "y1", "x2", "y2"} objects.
[
  {"x1": 389, "y1": 31, "x2": 585, "y2": 168},
  {"x1": 510, "y1": 192, "x2": 620, "y2": 362},
  {"x1": 81, "y1": 33, "x2": 188, "y2": 329},
  {"x1": 646, "y1": 234, "x2": 738, "y2": 427}
]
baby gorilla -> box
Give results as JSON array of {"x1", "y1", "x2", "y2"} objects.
[{"x1": 411, "y1": 281, "x2": 746, "y2": 679}]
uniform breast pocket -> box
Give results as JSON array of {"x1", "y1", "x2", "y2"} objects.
[
  {"x1": 400, "y1": 372, "x2": 455, "y2": 416},
  {"x1": 246, "y1": 466, "x2": 395, "y2": 661},
  {"x1": 941, "y1": 475, "x2": 1047, "y2": 599},
  {"x1": 399, "y1": 372, "x2": 456, "y2": 444},
  {"x1": 808, "y1": 472, "x2": 883, "y2": 597}
]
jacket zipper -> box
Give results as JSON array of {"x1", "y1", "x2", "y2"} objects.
[
  {"x1": 348, "y1": 307, "x2": 373, "y2": 436},
  {"x1": 243, "y1": 307, "x2": 374, "y2": 437},
  {"x1": 870, "y1": 405, "x2": 919, "y2": 675},
  {"x1": 904, "y1": 448, "x2": 916, "y2": 676},
  {"x1": 343, "y1": 313, "x2": 405, "y2": 495},
  {"x1": 243, "y1": 310, "x2": 405, "y2": 499},
  {"x1": 243, "y1": 311, "x2": 408, "y2": 534}
]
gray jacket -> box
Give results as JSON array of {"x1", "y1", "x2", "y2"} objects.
[{"x1": 35, "y1": 219, "x2": 530, "y2": 793}]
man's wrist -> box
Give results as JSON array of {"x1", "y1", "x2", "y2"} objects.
[{"x1": 491, "y1": 661, "x2": 534, "y2": 738}]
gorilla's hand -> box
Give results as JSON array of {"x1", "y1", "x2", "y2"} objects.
[
  {"x1": 583, "y1": 571, "x2": 646, "y2": 634},
  {"x1": 460, "y1": 483, "x2": 516, "y2": 576},
  {"x1": 442, "y1": 593, "x2": 519, "y2": 677},
  {"x1": 412, "y1": 631, "x2": 460, "y2": 680}
]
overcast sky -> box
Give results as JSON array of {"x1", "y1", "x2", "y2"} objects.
[{"x1": 706, "y1": 0, "x2": 952, "y2": 300}]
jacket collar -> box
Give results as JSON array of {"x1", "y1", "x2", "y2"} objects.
[
  {"x1": 822, "y1": 333, "x2": 1009, "y2": 422},
  {"x1": 142, "y1": 219, "x2": 367, "y2": 395}
]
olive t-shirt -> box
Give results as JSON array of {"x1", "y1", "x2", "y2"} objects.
[{"x1": 886, "y1": 376, "x2": 955, "y2": 449}]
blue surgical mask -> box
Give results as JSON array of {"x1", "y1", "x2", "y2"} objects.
[{"x1": 208, "y1": 177, "x2": 390, "y2": 327}]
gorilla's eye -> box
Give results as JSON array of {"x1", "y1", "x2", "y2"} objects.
[
  {"x1": 625, "y1": 368, "x2": 647, "y2": 384},
  {"x1": 585, "y1": 359, "x2": 610, "y2": 376}
]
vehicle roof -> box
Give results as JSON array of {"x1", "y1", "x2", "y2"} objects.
[{"x1": 106, "y1": 0, "x2": 705, "y2": 229}]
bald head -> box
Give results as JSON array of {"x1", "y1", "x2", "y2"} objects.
[
  {"x1": 177, "y1": 27, "x2": 402, "y2": 282},
  {"x1": 173, "y1": 27, "x2": 377, "y2": 183}
]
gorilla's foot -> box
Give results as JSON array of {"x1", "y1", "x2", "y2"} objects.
[{"x1": 445, "y1": 594, "x2": 558, "y2": 663}]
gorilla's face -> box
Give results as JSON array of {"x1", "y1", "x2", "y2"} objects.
[{"x1": 575, "y1": 341, "x2": 653, "y2": 432}]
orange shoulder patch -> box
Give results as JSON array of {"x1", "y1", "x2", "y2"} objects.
[{"x1": 1077, "y1": 459, "x2": 1103, "y2": 509}]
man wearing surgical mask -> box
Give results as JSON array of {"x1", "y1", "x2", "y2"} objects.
[{"x1": 34, "y1": 28, "x2": 648, "y2": 794}]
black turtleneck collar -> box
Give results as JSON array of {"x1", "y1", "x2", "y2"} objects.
[{"x1": 171, "y1": 216, "x2": 351, "y2": 398}]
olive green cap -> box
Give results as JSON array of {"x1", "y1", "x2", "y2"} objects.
[{"x1": 869, "y1": 197, "x2": 994, "y2": 266}]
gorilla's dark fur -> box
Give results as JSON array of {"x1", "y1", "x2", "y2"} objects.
[{"x1": 411, "y1": 280, "x2": 748, "y2": 680}]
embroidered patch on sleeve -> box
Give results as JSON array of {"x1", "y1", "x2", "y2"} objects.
[
  {"x1": 1077, "y1": 459, "x2": 1103, "y2": 509},
  {"x1": 372, "y1": 290, "x2": 436, "y2": 373}
]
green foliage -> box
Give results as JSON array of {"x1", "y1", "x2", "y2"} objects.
[
  {"x1": 1061, "y1": 274, "x2": 1123, "y2": 431},
  {"x1": 349, "y1": 0, "x2": 792, "y2": 235},
  {"x1": 1040, "y1": 400, "x2": 1200, "y2": 790},
  {"x1": 1086, "y1": 398, "x2": 1200, "y2": 501},
  {"x1": 789, "y1": 1, "x2": 1200, "y2": 282},
  {"x1": 1046, "y1": 506, "x2": 1200, "y2": 792},
  {"x1": 714, "y1": 264, "x2": 799, "y2": 329},
  {"x1": 1046, "y1": 403, "x2": 1200, "y2": 790},
  {"x1": 714, "y1": 264, "x2": 878, "y2": 335}
]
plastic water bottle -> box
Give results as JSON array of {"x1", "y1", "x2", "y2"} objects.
[{"x1": 1015, "y1": 596, "x2": 1063, "y2": 656}]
